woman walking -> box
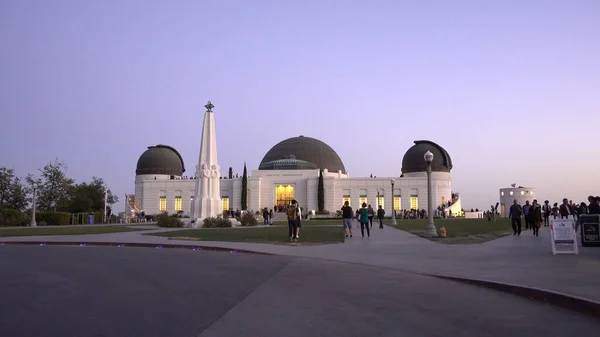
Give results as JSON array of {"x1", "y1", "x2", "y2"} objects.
[
  {"x1": 530, "y1": 199, "x2": 542, "y2": 237},
  {"x1": 358, "y1": 202, "x2": 371, "y2": 238},
  {"x1": 367, "y1": 204, "x2": 375, "y2": 228}
]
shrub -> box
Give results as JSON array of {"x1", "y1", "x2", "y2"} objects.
[
  {"x1": 0, "y1": 209, "x2": 27, "y2": 227},
  {"x1": 36, "y1": 212, "x2": 71, "y2": 226},
  {"x1": 202, "y1": 216, "x2": 232, "y2": 228},
  {"x1": 240, "y1": 213, "x2": 257, "y2": 227},
  {"x1": 316, "y1": 210, "x2": 329, "y2": 215},
  {"x1": 157, "y1": 213, "x2": 184, "y2": 228}
]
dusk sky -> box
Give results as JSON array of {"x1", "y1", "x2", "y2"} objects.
[{"x1": 1, "y1": 0, "x2": 598, "y2": 212}]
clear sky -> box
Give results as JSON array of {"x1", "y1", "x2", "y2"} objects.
[{"x1": 1, "y1": 0, "x2": 598, "y2": 212}]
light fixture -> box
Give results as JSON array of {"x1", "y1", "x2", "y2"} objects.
[{"x1": 424, "y1": 150, "x2": 434, "y2": 163}]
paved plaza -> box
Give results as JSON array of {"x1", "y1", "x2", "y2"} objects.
[{"x1": 1, "y1": 223, "x2": 599, "y2": 336}]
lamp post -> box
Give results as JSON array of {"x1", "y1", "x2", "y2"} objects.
[
  {"x1": 103, "y1": 184, "x2": 108, "y2": 224},
  {"x1": 30, "y1": 183, "x2": 37, "y2": 227},
  {"x1": 390, "y1": 179, "x2": 397, "y2": 225},
  {"x1": 424, "y1": 151, "x2": 437, "y2": 237}
]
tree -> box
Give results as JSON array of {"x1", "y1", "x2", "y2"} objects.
[
  {"x1": 68, "y1": 177, "x2": 119, "y2": 213},
  {"x1": 318, "y1": 169, "x2": 324, "y2": 212},
  {"x1": 26, "y1": 159, "x2": 74, "y2": 212},
  {"x1": 0, "y1": 167, "x2": 28, "y2": 211},
  {"x1": 241, "y1": 163, "x2": 247, "y2": 210}
]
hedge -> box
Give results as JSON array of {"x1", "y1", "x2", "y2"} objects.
[
  {"x1": 157, "y1": 213, "x2": 184, "y2": 228},
  {"x1": 0, "y1": 209, "x2": 28, "y2": 227},
  {"x1": 36, "y1": 212, "x2": 71, "y2": 226}
]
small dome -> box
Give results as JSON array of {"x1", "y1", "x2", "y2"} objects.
[
  {"x1": 259, "y1": 136, "x2": 346, "y2": 173},
  {"x1": 136, "y1": 144, "x2": 185, "y2": 176},
  {"x1": 401, "y1": 140, "x2": 452, "y2": 174}
]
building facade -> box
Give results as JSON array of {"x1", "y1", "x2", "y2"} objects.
[
  {"x1": 130, "y1": 137, "x2": 462, "y2": 217},
  {"x1": 499, "y1": 186, "x2": 537, "y2": 217}
]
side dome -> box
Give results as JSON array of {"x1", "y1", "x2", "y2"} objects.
[
  {"x1": 136, "y1": 144, "x2": 185, "y2": 176},
  {"x1": 401, "y1": 140, "x2": 452, "y2": 174},
  {"x1": 259, "y1": 136, "x2": 346, "y2": 173}
]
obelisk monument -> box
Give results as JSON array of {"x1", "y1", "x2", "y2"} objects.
[{"x1": 190, "y1": 101, "x2": 222, "y2": 227}]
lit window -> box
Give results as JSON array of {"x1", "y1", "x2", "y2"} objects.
[
  {"x1": 410, "y1": 196, "x2": 418, "y2": 210},
  {"x1": 222, "y1": 197, "x2": 229, "y2": 211},
  {"x1": 501, "y1": 192, "x2": 504, "y2": 196},
  {"x1": 343, "y1": 196, "x2": 351, "y2": 205},
  {"x1": 441, "y1": 196, "x2": 445, "y2": 205},
  {"x1": 175, "y1": 197, "x2": 182, "y2": 211},
  {"x1": 359, "y1": 196, "x2": 367, "y2": 206},
  {"x1": 394, "y1": 197, "x2": 401, "y2": 210},
  {"x1": 530, "y1": 191, "x2": 533, "y2": 195},
  {"x1": 509, "y1": 191, "x2": 513, "y2": 196},
  {"x1": 520, "y1": 191, "x2": 524, "y2": 195},
  {"x1": 377, "y1": 197, "x2": 384, "y2": 208},
  {"x1": 159, "y1": 197, "x2": 167, "y2": 211}
]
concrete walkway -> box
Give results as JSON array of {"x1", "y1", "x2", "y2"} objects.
[{"x1": 2, "y1": 222, "x2": 600, "y2": 304}]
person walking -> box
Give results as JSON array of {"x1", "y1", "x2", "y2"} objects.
[
  {"x1": 509, "y1": 199, "x2": 523, "y2": 235},
  {"x1": 358, "y1": 202, "x2": 371, "y2": 238},
  {"x1": 367, "y1": 204, "x2": 375, "y2": 228},
  {"x1": 530, "y1": 199, "x2": 542, "y2": 237},
  {"x1": 341, "y1": 201, "x2": 353, "y2": 238},
  {"x1": 377, "y1": 205, "x2": 385, "y2": 229}
]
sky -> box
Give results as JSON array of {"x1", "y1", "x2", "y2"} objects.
[{"x1": 1, "y1": 0, "x2": 599, "y2": 212}]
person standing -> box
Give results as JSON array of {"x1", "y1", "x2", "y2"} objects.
[
  {"x1": 367, "y1": 204, "x2": 375, "y2": 228},
  {"x1": 287, "y1": 200, "x2": 300, "y2": 242},
  {"x1": 295, "y1": 203, "x2": 302, "y2": 240},
  {"x1": 542, "y1": 200, "x2": 551, "y2": 227},
  {"x1": 509, "y1": 199, "x2": 523, "y2": 235},
  {"x1": 589, "y1": 196, "x2": 600, "y2": 215},
  {"x1": 358, "y1": 202, "x2": 371, "y2": 238},
  {"x1": 559, "y1": 198, "x2": 572, "y2": 219},
  {"x1": 262, "y1": 208, "x2": 269, "y2": 225},
  {"x1": 530, "y1": 199, "x2": 542, "y2": 237},
  {"x1": 341, "y1": 201, "x2": 353, "y2": 238},
  {"x1": 377, "y1": 205, "x2": 385, "y2": 229}
]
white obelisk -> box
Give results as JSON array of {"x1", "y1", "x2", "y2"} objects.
[{"x1": 190, "y1": 101, "x2": 222, "y2": 227}]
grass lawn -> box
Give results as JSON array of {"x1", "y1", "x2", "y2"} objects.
[
  {"x1": 392, "y1": 218, "x2": 513, "y2": 244},
  {"x1": 272, "y1": 219, "x2": 342, "y2": 227},
  {"x1": 0, "y1": 226, "x2": 145, "y2": 237},
  {"x1": 150, "y1": 226, "x2": 345, "y2": 245}
]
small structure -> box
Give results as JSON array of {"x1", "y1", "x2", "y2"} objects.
[{"x1": 499, "y1": 185, "x2": 536, "y2": 217}]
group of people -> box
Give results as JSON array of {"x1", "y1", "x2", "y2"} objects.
[
  {"x1": 508, "y1": 195, "x2": 600, "y2": 236},
  {"x1": 340, "y1": 201, "x2": 386, "y2": 238}
]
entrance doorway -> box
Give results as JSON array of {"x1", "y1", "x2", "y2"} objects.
[{"x1": 275, "y1": 185, "x2": 295, "y2": 210}]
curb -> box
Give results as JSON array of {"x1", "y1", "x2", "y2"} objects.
[
  {"x1": 426, "y1": 274, "x2": 600, "y2": 319},
  {"x1": 0, "y1": 241, "x2": 272, "y2": 255}
]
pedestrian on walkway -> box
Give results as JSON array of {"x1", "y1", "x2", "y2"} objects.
[
  {"x1": 341, "y1": 201, "x2": 353, "y2": 238},
  {"x1": 358, "y1": 202, "x2": 371, "y2": 238},
  {"x1": 377, "y1": 205, "x2": 385, "y2": 229},
  {"x1": 530, "y1": 199, "x2": 542, "y2": 237},
  {"x1": 287, "y1": 200, "x2": 300, "y2": 242},
  {"x1": 367, "y1": 204, "x2": 374, "y2": 228},
  {"x1": 509, "y1": 199, "x2": 523, "y2": 235}
]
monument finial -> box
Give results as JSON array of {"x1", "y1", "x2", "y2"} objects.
[{"x1": 205, "y1": 101, "x2": 214, "y2": 112}]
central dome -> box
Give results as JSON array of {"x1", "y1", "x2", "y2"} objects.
[
  {"x1": 259, "y1": 136, "x2": 346, "y2": 173},
  {"x1": 401, "y1": 140, "x2": 452, "y2": 174},
  {"x1": 136, "y1": 144, "x2": 185, "y2": 176}
]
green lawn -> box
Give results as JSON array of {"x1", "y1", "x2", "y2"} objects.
[
  {"x1": 150, "y1": 226, "x2": 345, "y2": 245},
  {"x1": 272, "y1": 219, "x2": 342, "y2": 227},
  {"x1": 0, "y1": 226, "x2": 145, "y2": 237},
  {"x1": 392, "y1": 218, "x2": 513, "y2": 244}
]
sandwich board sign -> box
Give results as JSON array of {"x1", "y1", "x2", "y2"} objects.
[{"x1": 550, "y1": 218, "x2": 578, "y2": 255}]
